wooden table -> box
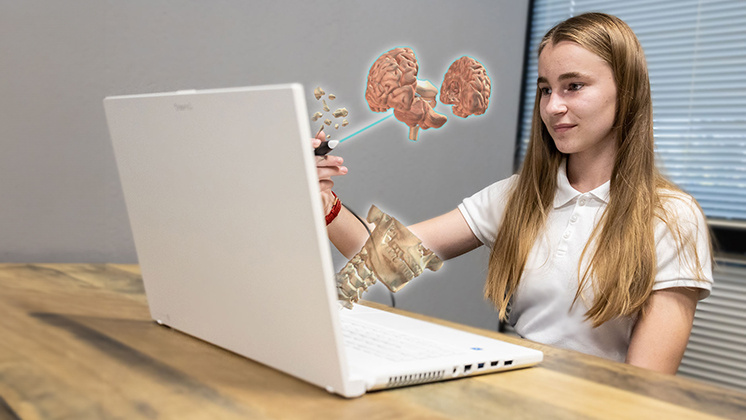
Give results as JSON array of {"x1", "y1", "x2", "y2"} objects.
[{"x1": 1, "y1": 264, "x2": 745, "y2": 419}]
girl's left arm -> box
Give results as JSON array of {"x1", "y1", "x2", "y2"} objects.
[{"x1": 625, "y1": 287, "x2": 699, "y2": 374}]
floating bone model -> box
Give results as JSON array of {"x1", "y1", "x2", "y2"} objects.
[{"x1": 336, "y1": 205, "x2": 444, "y2": 309}]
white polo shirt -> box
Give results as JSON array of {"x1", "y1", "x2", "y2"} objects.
[{"x1": 458, "y1": 161, "x2": 713, "y2": 362}]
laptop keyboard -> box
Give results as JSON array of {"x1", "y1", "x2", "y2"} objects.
[{"x1": 340, "y1": 316, "x2": 462, "y2": 362}]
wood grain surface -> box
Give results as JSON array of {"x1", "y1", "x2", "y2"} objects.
[{"x1": 0, "y1": 264, "x2": 744, "y2": 419}]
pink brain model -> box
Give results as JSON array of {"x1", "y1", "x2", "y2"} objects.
[
  {"x1": 440, "y1": 56, "x2": 491, "y2": 118},
  {"x1": 365, "y1": 47, "x2": 447, "y2": 141}
]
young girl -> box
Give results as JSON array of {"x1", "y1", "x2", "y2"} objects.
[{"x1": 315, "y1": 12, "x2": 713, "y2": 374}]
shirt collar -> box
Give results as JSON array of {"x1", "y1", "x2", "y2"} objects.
[{"x1": 553, "y1": 159, "x2": 611, "y2": 209}]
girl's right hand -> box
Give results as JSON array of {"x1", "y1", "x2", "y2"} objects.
[{"x1": 313, "y1": 131, "x2": 347, "y2": 215}]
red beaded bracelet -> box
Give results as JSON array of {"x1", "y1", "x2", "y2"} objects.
[{"x1": 325, "y1": 192, "x2": 342, "y2": 225}]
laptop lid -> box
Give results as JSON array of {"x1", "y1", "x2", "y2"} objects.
[{"x1": 104, "y1": 84, "x2": 365, "y2": 397}]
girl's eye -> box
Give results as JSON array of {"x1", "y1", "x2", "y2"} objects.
[
  {"x1": 539, "y1": 87, "x2": 551, "y2": 96},
  {"x1": 568, "y1": 83, "x2": 584, "y2": 91}
]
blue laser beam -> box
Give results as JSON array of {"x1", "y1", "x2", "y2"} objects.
[{"x1": 338, "y1": 112, "x2": 394, "y2": 143}]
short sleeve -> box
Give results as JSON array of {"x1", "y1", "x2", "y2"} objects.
[
  {"x1": 457, "y1": 175, "x2": 519, "y2": 248},
  {"x1": 653, "y1": 193, "x2": 714, "y2": 300}
]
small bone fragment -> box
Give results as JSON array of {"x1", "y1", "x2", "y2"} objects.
[
  {"x1": 328, "y1": 94, "x2": 336, "y2": 100},
  {"x1": 335, "y1": 123, "x2": 339, "y2": 129},
  {"x1": 314, "y1": 86, "x2": 325, "y2": 100},
  {"x1": 324, "y1": 119, "x2": 332, "y2": 126},
  {"x1": 342, "y1": 119, "x2": 349, "y2": 127},
  {"x1": 326, "y1": 134, "x2": 331, "y2": 139},
  {"x1": 332, "y1": 108, "x2": 349, "y2": 118},
  {"x1": 322, "y1": 100, "x2": 330, "y2": 112},
  {"x1": 312, "y1": 111, "x2": 323, "y2": 121}
]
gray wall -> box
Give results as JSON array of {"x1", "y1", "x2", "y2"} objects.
[{"x1": 0, "y1": 0, "x2": 529, "y2": 329}]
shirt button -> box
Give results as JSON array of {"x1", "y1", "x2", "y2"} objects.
[
  {"x1": 570, "y1": 215, "x2": 578, "y2": 223},
  {"x1": 579, "y1": 198, "x2": 587, "y2": 206},
  {"x1": 563, "y1": 231, "x2": 570, "y2": 239}
]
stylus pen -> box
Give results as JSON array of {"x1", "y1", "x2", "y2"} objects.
[{"x1": 314, "y1": 139, "x2": 339, "y2": 156}]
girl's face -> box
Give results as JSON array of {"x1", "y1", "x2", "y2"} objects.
[{"x1": 537, "y1": 41, "x2": 618, "y2": 160}]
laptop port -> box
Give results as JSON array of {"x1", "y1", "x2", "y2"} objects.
[
  {"x1": 490, "y1": 361, "x2": 499, "y2": 367},
  {"x1": 505, "y1": 360, "x2": 513, "y2": 366},
  {"x1": 464, "y1": 364, "x2": 472, "y2": 373},
  {"x1": 477, "y1": 362, "x2": 485, "y2": 369}
]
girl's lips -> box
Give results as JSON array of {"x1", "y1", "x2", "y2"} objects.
[{"x1": 553, "y1": 124, "x2": 576, "y2": 133}]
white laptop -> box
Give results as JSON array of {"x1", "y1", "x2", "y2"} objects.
[{"x1": 103, "y1": 84, "x2": 542, "y2": 398}]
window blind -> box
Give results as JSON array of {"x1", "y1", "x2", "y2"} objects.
[
  {"x1": 518, "y1": 0, "x2": 746, "y2": 224},
  {"x1": 680, "y1": 258, "x2": 746, "y2": 391}
]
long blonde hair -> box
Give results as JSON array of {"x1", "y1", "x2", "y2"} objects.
[{"x1": 485, "y1": 12, "x2": 708, "y2": 327}]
